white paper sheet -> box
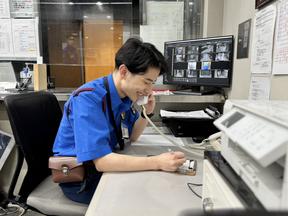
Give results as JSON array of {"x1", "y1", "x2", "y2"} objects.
[
  {"x1": 272, "y1": 0, "x2": 288, "y2": 75},
  {"x1": 248, "y1": 75, "x2": 271, "y2": 100},
  {"x1": 10, "y1": 0, "x2": 36, "y2": 17},
  {"x1": 0, "y1": 19, "x2": 13, "y2": 56},
  {"x1": 12, "y1": 18, "x2": 39, "y2": 57},
  {"x1": 251, "y1": 4, "x2": 276, "y2": 74},
  {"x1": 0, "y1": 0, "x2": 10, "y2": 18},
  {"x1": 160, "y1": 110, "x2": 212, "y2": 119}
]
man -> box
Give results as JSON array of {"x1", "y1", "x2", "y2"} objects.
[
  {"x1": 63, "y1": 36, "x2": 79, "y2": 64},
  {"x1": 53, "y1": 38, "x2": 186, "y2": 204}
]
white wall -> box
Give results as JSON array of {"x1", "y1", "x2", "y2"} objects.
[
  {"x1": 204, "y1": 0, "x2": 288, "y2": 100},
  {"x1": 203, "y1": 0, "x2": 224, "y2": 37},
  {"x1": 222, "y1": 0, "x2": 255, "y2": 99}
]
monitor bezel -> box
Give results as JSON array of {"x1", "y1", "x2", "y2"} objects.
[{"x1": 163, "y1": 35, "x2": 234, "y2": 88}]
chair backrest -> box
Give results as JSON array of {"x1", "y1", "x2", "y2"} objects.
[{"x1": 4, "y1": 91, "x2": 62, "y2": 201}]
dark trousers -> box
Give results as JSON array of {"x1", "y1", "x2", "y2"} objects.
[{"x1": 59, "y1": 166, "x2": 102, "y2": 204}]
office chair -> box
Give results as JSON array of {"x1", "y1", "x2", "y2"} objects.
[{"x1": 4, "y1": 91, "x2": 87, "y2": 216}]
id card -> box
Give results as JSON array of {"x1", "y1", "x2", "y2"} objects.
[{"x1": 121, "y1": 122, "x2": 129, "y2": 139}]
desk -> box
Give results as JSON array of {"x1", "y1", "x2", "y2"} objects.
[
  {"x1": 0, "y1": 88, "x2": 74, "y2": 102},
  {"x1": 0, "y1": 89, "x2": 224, "y2": 103},
  {"x1": 85, "y1": 134, "x2": 204, "y2": 216}
]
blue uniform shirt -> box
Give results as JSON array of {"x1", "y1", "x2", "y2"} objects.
[{"x1": 53, "y1": 74, "x2": 139, "y2": 163}]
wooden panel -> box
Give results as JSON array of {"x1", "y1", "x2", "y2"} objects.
[
  {"x1": 83, "y1": 20, "x2": 123, "y2": 82},
  {"x1": 33, "y1": 64, "x2": 47, "y2": 91},
  {"x1": 50, "y1": 65, "x2": 82, "y2": 88}
]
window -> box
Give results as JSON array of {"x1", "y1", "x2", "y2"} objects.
[{"x1": 39, "y1": 0, "x2": 203, "y2": 87}]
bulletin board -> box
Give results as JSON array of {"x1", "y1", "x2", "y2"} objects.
[{"x1": 0, "y1": 0, "x2": 39, "y2": 59}]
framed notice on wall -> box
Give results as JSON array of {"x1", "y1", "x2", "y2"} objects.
[
  {"x1": 237, "y1": 19, "x2": 251, "y2": 59},
  {"x1": 255, "y1": 0, "x2": 275, "y2": 9}
]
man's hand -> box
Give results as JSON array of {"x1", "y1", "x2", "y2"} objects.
[
  {"x1": 153, "y1": 151, "x2": 186, "y2": 172},
  {"x1": 143, "y1": 94, "x2": 155, "y2": 114}
]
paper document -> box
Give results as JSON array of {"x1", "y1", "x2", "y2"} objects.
[
  {"x1": 0, "y1": 19, "x2": 13, "y2": 56},
  {"x1": 10, "y1": 0, "x2": 36, "y2": 17},
  {"x1": 12, "y1": 18, "x2": 39, "y2": 57},
  {"x1": 251, "y1": 4, "x2": 276, "y2": 73},
  {"x1": 0, "y1": 0, "x2": 10, "y2": 18},
  {"x1": 272, "y1": 0, "x2": 288, "y2": 75},
  {"x1": 160, "y1": 110, "x2": 212, "y2": 119},
  {"x1": 249, "y1": 75, "x2": 271, "y2": 100}
]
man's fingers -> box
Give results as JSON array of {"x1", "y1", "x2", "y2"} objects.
[{"x1": 172, "y1": 151, "x2": 185, "y2": 158}]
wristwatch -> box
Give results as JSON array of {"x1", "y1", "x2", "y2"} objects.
[{"x1": 141, "y1": 111, "x2": 154, "y2": 119}]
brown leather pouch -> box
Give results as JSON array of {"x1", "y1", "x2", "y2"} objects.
[{"x1": 49, "y1": 156, "x2": 85, "y2": 183}]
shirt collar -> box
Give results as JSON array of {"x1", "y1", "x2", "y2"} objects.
[{"x1": 107, "y1": 74, "x2": 132, "y2": 111}]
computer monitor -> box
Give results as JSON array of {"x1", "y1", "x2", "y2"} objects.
[
  {"x1": 0, "y1": 130, "x2": 15, "y2": 171},
  {"x1": 0, "y1": 62, "x2": 17, "y2": 90},
  {"x1": 163, "y1": 36, "x2": 234, "y2": 94}
]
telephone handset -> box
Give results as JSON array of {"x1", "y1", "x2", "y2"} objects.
[
  {"x1": 206, "y1": 131, "x2": 222, "y2": 151},
  {"x1": 208, "y1": 131, "x2": 222, "y2": 140},
  {"x1": 204, "y1": 105, "x2": 221, "y2": 119},
  {"x1": 136, "y1": 96, "x2": 148, "y2": 106}
]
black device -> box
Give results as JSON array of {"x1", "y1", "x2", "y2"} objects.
[
  {"x1": 163, "y1": 35, "x2": 234, "y2": 94},
  {"x1": 161, "y1": 106, "x2": 221, "y2": 142}
]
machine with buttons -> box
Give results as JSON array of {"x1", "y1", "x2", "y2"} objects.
[{"x1": 213, "y1": 100, "x2": 288, "y2": 210}]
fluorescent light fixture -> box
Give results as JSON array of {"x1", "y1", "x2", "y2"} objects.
[{"x1": 40, "y1": 2, "x2": 132, "y2": 5}]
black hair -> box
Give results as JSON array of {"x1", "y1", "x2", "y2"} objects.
[{"x1": 115, "y1": 38, "x2": 167, "y2": 75}]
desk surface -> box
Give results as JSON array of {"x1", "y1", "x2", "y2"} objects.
[
  {"x1": 85, "y1": 135, "x2": 204, "y2": 216},
  {"x1": 0, "y1": 89, "x2": 224, "y2": 103},
  {"x1": 0, "y1": 88, "x2": 74, "y2": 101}
]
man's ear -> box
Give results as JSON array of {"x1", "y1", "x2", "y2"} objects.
[{"x1": 118, "y1": 64, "x2": 128, "y2": 79}]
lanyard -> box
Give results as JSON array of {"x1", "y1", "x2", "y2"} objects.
[{"x1": 103, "y1": 77, "x2": 124, "y2": 150}]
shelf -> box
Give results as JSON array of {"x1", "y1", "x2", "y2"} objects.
[
  {"x1": 0, "y1": 57, "x2": 38, "y2": 61},
  {"x1": 155, "y1": 94, "x2": 224, "y2": 103},
  {"x1": 1, "y1": 89, "x2": 224, "y2": 103}
]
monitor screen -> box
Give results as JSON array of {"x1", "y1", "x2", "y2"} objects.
[
  {"x1": 0, "y1": 62, "x2": 17, "y2": 83},
  {"x1": 0, "y1": 130, "x2": 15, "y2": 171},
  {"x1": 163, "y1": 36, "x2": 234, "y2": 88}
]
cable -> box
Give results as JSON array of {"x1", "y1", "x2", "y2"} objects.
[
  {"x1": 0, "y1": 203, "x2": 25, "y2": 216},
  {"x1": 142, "y1": 105, "x2": 205, "y2": 157},
  {"x1": 187, "y1": 182, "x2": 203, "y2": 186},
  {"x1": 187, "y1": 183, "x2": 202, "y2": 199}
]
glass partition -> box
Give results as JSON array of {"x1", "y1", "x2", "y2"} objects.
[{"x1": 0, "y1": 0, "x2": 204, "y2": 88}]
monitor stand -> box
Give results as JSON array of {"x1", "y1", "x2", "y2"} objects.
[{"x1": 174, "y1": 86, "x2": 218, "y2": 95}]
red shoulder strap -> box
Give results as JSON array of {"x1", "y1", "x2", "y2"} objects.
[
  {"x1": 68, "y1": 87, "x2": 106, "y2": 115},
  {"x1": 72, "y1": 87, "x2": 94, "y2": 97}
]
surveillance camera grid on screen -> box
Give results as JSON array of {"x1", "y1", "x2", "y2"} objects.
[{"x1": 164, "y1": 36, "x2": 233, "y2": 88}]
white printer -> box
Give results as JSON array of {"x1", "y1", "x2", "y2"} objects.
[{"x1": 214, "y1": 100, "x2": 288, "y2": 210}]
